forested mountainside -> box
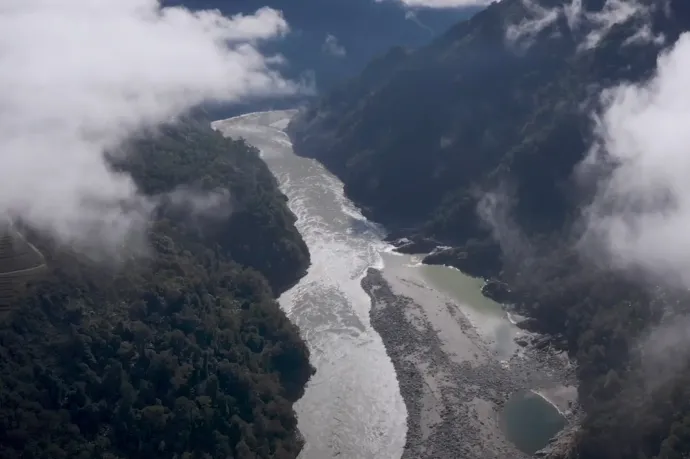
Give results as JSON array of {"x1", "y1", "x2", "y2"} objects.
[
  {"x1": 0, "y1": 119, "x2": 313, "y2": 459},
  {"x1": 289, "y1": 0, "x2": 690, "y2": 458}
]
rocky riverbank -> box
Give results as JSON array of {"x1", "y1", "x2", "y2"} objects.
[{"x1": 362, "y1": 262, "x2": 579, "y2": 459}]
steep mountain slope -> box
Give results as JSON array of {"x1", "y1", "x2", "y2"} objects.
[
  {"x1": 0, "y1": 120, "x2": 313, "y2": 459},
  {"x1": 291, "y1": 0, "x2": 690, "y2": 249},
  {"x1": 289, "y1": 1, "x2": 690, "y2": 458}
]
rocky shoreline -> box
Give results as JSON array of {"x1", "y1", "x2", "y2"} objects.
[{"x1": 362, "y1": 262, "x2": 580, "y2": 459}]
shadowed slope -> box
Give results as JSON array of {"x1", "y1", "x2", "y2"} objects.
[{"x1": 0, "y1": 223, "x2": 46, "y2": 316}]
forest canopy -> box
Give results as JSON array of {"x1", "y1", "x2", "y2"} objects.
[{"x1": 0, "y1": 118, "x2": 313, "y2": 459}]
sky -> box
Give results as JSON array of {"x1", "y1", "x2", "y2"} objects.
[{"x1": 0, "y1": 0, "x2": 300, "y2": 259}]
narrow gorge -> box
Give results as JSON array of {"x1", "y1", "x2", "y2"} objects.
[{"x1": 214, "y1": 110, "x2": 577, "y2": 459}]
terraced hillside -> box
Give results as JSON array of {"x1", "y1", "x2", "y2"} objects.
[{"x1": 0, "y1": 223, "x2": 45, "y2": 317}]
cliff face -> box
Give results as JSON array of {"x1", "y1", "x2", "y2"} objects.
[
  {"x1": 0, "y1": 120, "x2": 313, "y2": 459},
  {"x1": 289, "y1": 2, "x2": 690, "y2": 459}
]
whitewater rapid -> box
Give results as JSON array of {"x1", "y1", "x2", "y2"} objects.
[{"x1": 212, "y1": 110, "x2": 407, "y2": 459}]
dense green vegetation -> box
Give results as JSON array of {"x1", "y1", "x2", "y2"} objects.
[
  {"x1": 289, "y1": 0, "x2": 690, "y2": 457},
  {"x1": 0, "y1": 119, "x2": 313, "y2": 459}
]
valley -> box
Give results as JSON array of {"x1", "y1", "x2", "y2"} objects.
[{"x1": 214, "y1": 111, "x2": 577, "y2": 459}]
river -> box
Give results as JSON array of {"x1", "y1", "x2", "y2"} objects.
[{"x1": 212, "y1": 110, "x2": 567, "y2": 459}]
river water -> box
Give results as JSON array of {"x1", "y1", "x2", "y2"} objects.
[
  {"x1": 213, "y1": 110, "x2": 407, "y2": 459},
  {"x1": 212, "y1": 110, "x2": 566, "y2": 458}
]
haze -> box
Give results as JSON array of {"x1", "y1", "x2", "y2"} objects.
[{"x1": 0, "y1": 0, "x2": 297, "y2": 257}]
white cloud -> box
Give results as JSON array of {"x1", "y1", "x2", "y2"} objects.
[
  {"x1": 638, "y1": 314, "x2": 690, "y2": 389},
  {"x1": 506, "y1": 0, "x2": 663, "y2": 50},
  {"x1": 322, "y1": 34, "x2": 346, "y2": 57},
  {"x1": 0, "y1": 0, "x2": 298, "y2": 259},
  {"x1": 623, "y1": 23, "x2": 665, "y2": 47},
  {"x1": 478, "y1": 189, "x2": 532, "y2": 267},
  {"x1": 405, "y1": 10, "x2": 435, "y2": 34},
  {"x1": 579, "y1": 33, "x2": 690, "y2": 288},
  {"x1": 506, "y1": 0, "x2": 561, "y2": 46},
  {"x1": 580, "y1": 0, "x2": 649, "y2": 50},
  {"x1": 562, "y1": 0, "x2": 583, "y2": 30},
  {"x1": 378, "y1": 0, "x2": 492, "y2": 9}
]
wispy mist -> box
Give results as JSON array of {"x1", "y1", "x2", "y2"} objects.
[
  {"x1": 322, "y1": 34, "x2": 347, "y2": 57},
  {"x1": 477, "y1": 188, "x2": 532, "y2": 268},
  {"x1": 0, "y1": 0, "x2": 299, "y2": 258},
  {"x1": 165, "y1": 186, "x2": 233, "y2": 220},
  {"x1": 638, "y1": 312, "x2": 690, "y2": 389},
  {"x1": 379, "y1": 0, "x2": 491, "y2": 9},
  {"x1": 506, "y1": 0, "x2": 561, "y2": 47},
  {"x1": 582, "y1": 0, "x2": 656, "y2": 50}
]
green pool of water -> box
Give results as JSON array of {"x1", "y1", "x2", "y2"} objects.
[
  {"x1": 501, "y1": 391, "x2": 567, "y2": 454},
  {"x1": 391, "y1": 254, "x2": 518, "y2": 359}
]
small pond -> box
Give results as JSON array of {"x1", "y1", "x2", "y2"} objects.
[{"x1": 501, "y1": 390, "x2": 567, "y2": 454}]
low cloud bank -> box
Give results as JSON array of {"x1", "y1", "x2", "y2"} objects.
[
  {"x1": 0, "y1": 0, "x2": 298, "y2": 258},
  {"x1": 579, "y1": 33, "x2": 690, "y2": 289},
  {"x1": 378, "y1": 0, "x2": 492, "y2": 9},
  {"x1": 477, "y1": 188, "x2": 533, "y2": 269},
  {"x1": 498, "y1": 12, "x2": 690, "y2": 291}
]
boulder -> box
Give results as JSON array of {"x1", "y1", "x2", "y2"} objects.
[{"x1": 481, "y1": 279, "x2": 516, "y2": 303}]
